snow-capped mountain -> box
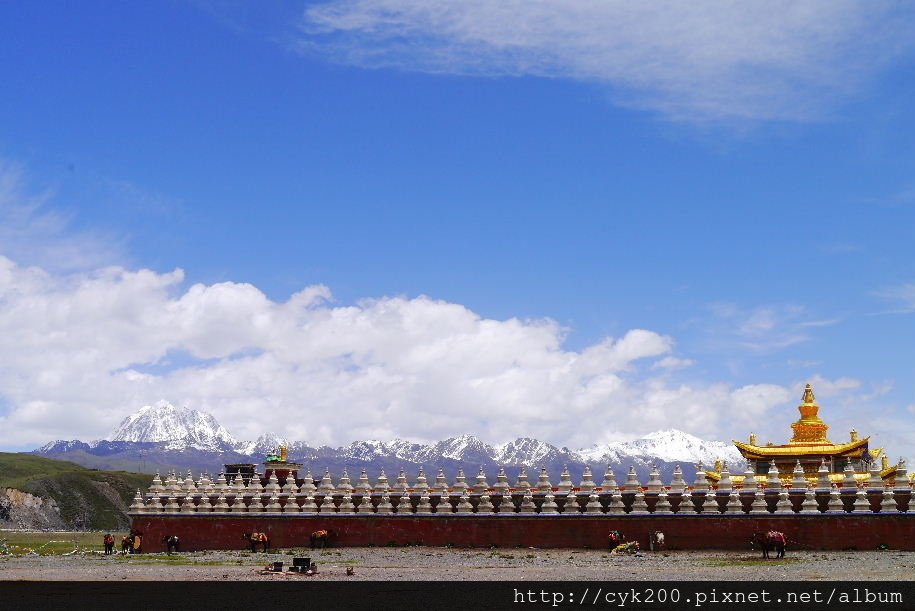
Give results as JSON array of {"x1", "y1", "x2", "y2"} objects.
[
  {"x1": 37, "y1": 403, "x2": 742, "y2": 481},
  {"x1": 431, "y1": 434, "x2": 495, "y2": 462},
  {"x1": 36, "y1": 439, "x2": 92, "y2": 454},
  {"x1": 234, "y1": 432, "x2": 288, "y2": 456},
  {"x1": 109, "y1": 401, "x2": 237, "y2": 451},
  {"x1": 578, "y1": 429, "x2": 744, "y2": 468},
  {"x1": 495, "y1": 437, "x2": 567, "y2": 466}
]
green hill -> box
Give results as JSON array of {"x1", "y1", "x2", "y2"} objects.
[{"x1": 0, "y1": 453, "x2": 152, "y2": 530}]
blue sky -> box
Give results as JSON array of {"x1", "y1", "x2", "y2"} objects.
[{"x1": 0, "y1": 2, "x2": 914, "y2": 456}]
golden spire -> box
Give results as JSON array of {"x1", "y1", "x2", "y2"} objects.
[
  {"x1": 789, "y1": 383, "x2": 831, "y2": 444},
  {"x1": 802, "y1": 383, "x2": 815, "y2": 404}
]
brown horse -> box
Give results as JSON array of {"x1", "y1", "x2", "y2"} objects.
[
  {"x1": 310, "y1": 529, "x2": 337, "y2": 550},
  {"x1": 162, "y1": 535, "x2": 180, "y2": 554},
  {"x1": 751, "y1": 531, "x2": 786, "y2": 559},
  {"x1": 120, "y1": 535, "x2": 133, "y2": 554},
  {"x1": 243, "y1": 532, "x2": 269, "y2": 552},
  {"x1": 103, "y1": 534, "x2": 115, "y2": 555}
]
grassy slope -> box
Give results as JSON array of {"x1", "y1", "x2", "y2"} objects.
[{"x1": 0, "y1": 453, "x2": 152, "y2": 530}]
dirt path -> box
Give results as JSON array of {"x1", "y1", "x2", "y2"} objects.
[{"x1": 3, "y1": 548, "x2": 915, "y2": 581}]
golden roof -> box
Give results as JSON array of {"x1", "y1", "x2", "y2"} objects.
[
  {"x1": 733, "y1": 437, "x2": 871, "y2": 459},
  {"x1": 702, "y1": 470, "x2": 897, "y2": 485}
]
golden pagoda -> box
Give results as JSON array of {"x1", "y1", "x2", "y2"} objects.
[{"x1": 708, "y1": 383, "x2": 897, "y2": 485}]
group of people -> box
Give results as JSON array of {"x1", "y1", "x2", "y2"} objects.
[{"x1": 102, "y1": 531, "x2": 143, "y2": 555}]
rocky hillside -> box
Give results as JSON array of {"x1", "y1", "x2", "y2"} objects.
[{"x1": 0, "y1": 453, "x2": 152, "y2": 531}]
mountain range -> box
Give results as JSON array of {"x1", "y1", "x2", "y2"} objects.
[{"x1": 34, "y1": 401, "x2": 745, "y2": 483}]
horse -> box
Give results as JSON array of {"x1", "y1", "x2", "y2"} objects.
[
  {"x1": 310, "y1": 529, "x2": 337, "y2": 550},
  {"x1": 103, "y1": 534, "x2": 115, "y2": 556},
  {"x1": 649, "y1": 530, "x2": 665, "y2": 552},
  {"x1": 242, "y1": 532, "x2": 269, "y2": 553},
  {"x1": 751, "y1": 530, "x2": 786, "y2": 559},
  {"x1": 120, "y1": 535, "x2": 133, "y2": 554},
  {"x1": 162, "y1": 535, "x2": 180, "y2": 555},
  {"x1": 607, "y1": 530, "x2": 626, "y2": 549}
]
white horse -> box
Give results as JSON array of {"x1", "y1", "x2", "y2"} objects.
[{"x1": 649, "y1": 530, "x2": 665, "y2": 552}]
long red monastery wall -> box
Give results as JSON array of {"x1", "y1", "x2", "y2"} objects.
[{"x1": 131, "y1": 514, "x2": 915, "y2": 553}]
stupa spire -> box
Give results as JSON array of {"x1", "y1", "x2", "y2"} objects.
[{"x1": 790, "y1": 383, "x2": 830, "y2": 444}]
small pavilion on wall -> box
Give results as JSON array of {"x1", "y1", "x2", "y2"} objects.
[
  {"x1": 263, "y1": 445, "x2": 301, "y2": 485},
  {"x1": 708, "y1": 383, "x2": 897, "y2": 485}
]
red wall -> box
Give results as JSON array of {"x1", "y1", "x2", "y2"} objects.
[{"x1": 132, "y1": 514, "x2": 915, "y2": 553}]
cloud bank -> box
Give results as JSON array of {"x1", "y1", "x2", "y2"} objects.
[
  {"x1": 299, "y1": 1, "x2": 915, "y2": 122},
  {"x1": 0, "y1": 254, "x2": 793, "y2": 449}
]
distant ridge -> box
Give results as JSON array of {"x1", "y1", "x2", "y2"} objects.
[{"x1": 35, "y1": 402, "x2": 744, "y2": 481}]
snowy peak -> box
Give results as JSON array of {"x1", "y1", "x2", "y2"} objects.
[
  {"x1": 36, "y1": 439, "x2": 91, "y2": 454},
  {"x1": 495, "y1": 438, "x2": 565, "y2": 465},
  {"x1": 234, "y1": 432, "x2": 286, "y2": 456},
  {"x1": 432, "y1": 435, "x2": 494, "y2": 462},
  {"x1": 109, "y1": 401, "x2": 236, "y2": 450},
  {"x1": 340, "y1": 440, "x2": 393, "y2": 462},
  {"x1": 578, "y1": 428, "x2": 743, "y2": 467}
]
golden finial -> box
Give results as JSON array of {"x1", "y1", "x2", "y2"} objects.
[
  {"x1": 280, "y1": 445, "x2": 288, "y2": 462},
  {"x1": 802, "y1": 383, "x2": 816, "y2": 405}
]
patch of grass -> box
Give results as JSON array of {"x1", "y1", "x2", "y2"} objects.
[{"x1": 1, "y1": 531, "x2": 115, "y2": 555}]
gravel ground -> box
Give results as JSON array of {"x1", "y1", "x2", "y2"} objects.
[{"x1": 2, "y1": 548, "x2": 915, "y2": 581}]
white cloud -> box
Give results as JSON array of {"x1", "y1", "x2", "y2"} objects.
[
  {"x1": 651, "y1": 356, "x2": 694, "y2": 370},
  {"x1": 0, "y1": 161, "x2": 123, "y2": 271},
  {"x1": 874, "y1": 282, "x2": 915, "y2": 314},
  {"x1": 0, "y1": 254, "x2": 797, "y2": 449},
  {"x1": 802, "y1": 375, "x2": 861, "y2": 398},
  {"x1": 299, "y1": 0, "x2": 915, "y2": 121},
  {"x1": 702, "y1": 302, "x2": 833, "y2": 353}
]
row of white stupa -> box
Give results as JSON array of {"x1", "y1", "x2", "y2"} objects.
[
  {"x1": 128, "y1": 459, "x2": 915, "y2": 515},
  {"x1": 129, "y1": 479, "x2": 907, "y2": 516},
  {"x1": 141, "y1": 459, "x2": 910, "y2": 497}
]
